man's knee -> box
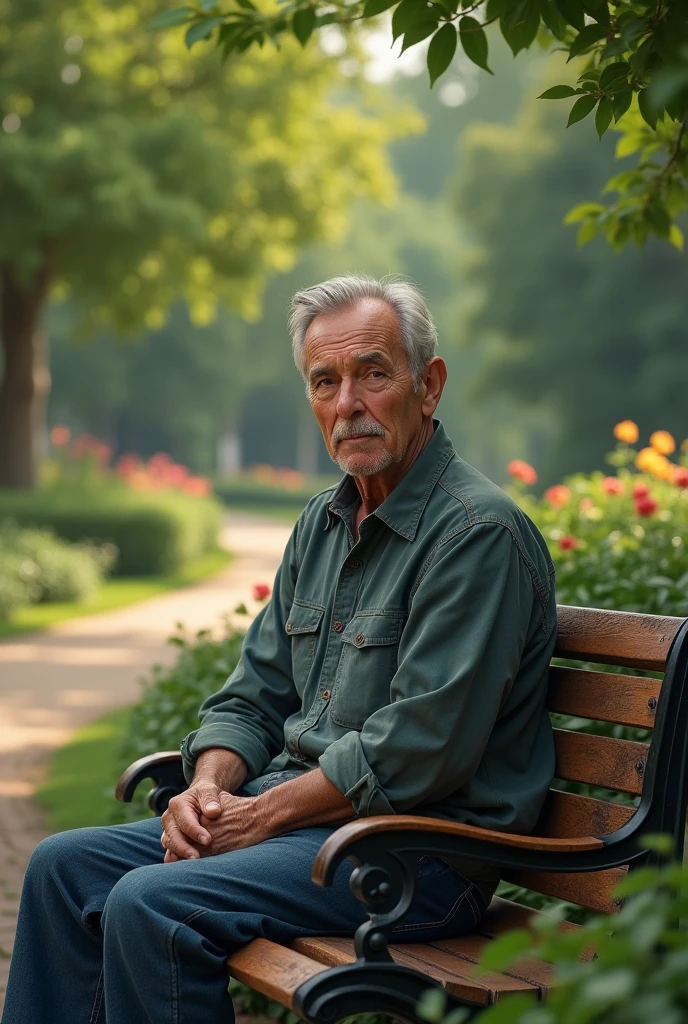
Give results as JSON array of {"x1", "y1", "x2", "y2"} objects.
[
  {"x1": 25, "y1": 829, "x2": 90, "y2": 889},
  {"x1": 102, "y1": 862, "x2": 171, "y2": 937}
]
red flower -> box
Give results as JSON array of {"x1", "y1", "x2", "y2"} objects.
[
  {"x1": 602, "y1": 477, "x2": 624, "y2": 495},
  {"x1": 545, "y1": 485, "x2": 571, "y2": 507},
  {"x1": 50, "y1": 425, "x2": 71, "y2": 447},
  {"x1": 635, "y1": 495, "x2": 658, "y2": 517},
  {"x1": 633, "y1": 481, "x2": 650, "y2": 499},
  {"x1": 558, "y1": 535, "x2": 578, "y2": 551},
  {"x1": 673, "y1": 466, "x2": 688, "y2": 489},
  {"x1": 252, "y1": 583, "x2": 271, "y2": 602},
  {"x1": 507, "y1": 459, "x2": 538, "y2": 486}
]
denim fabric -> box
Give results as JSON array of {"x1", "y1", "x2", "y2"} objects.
[{"x1": 3, "y1": 779, "x2": 485, "y2": 1024}]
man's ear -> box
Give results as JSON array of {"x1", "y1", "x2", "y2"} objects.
[{"x1": 421, "y1": 357, "x2": 447, "y2": 417}]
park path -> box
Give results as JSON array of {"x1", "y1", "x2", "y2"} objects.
[{"x1": 0, "y1": 512, "x2": 293, "y2": 1005}]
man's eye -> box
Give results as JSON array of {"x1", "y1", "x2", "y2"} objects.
[
  {"x1": 315, "y1": 378, "x2": 334, "y2": 389},
  {"x1": 368, "y1": 370, "x2": 385, "y2": 379}
]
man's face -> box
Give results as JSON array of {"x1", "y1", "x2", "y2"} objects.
[{"x1": 304, "y1": 298, "x2": 426, "y2": 477}]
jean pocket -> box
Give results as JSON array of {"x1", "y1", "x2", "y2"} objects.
[{"x1": 392, "y1": 861, "x2": 485, "y2": 940}]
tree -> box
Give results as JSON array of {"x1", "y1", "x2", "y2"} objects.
[
  {"x1": 156, "y1": 0, "x2": 688, "y2": 248},
  {"x1": 0, "y1": 0, "x2": 417, "y2": 488},
  {"x1": 453, "y1": 65, "x2": 688, "y2": 484}
]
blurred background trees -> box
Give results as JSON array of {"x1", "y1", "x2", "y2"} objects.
[
  {"x1": 0, "y1": 0, "x2": 412, "y2": 487},
  {"x1": 1, "y1": 5, "x2": 685, "y2": 492}
]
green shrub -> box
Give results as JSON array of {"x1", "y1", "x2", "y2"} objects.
[
  {"x1": 112, "y1": 621, "x2": 246, "y2": 822},
  {"x1": 214, "y1": 473, "x2": 337, "y2": 510},
  {"x1": 0, "y1": 521, "x2": 116, "y2": 619},
  {"x1": 0, "y1": 485, "x2": 223, "y2": 576}
]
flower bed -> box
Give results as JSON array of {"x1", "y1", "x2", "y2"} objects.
[{"x1": 508, "y1": 422, "x2": 688, "y2": 617}]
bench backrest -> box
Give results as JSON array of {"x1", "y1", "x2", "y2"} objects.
[{"x1": 502, "y1": 606, "x2": 688, "y2": 914}]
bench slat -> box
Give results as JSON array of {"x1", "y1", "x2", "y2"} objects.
[
  {"x1": 537, "y1": 789, "x2": 636, "y2": 839},
  {"x1": 228, "y1": 939, "x2": 326, "y2": 1009},
  {"x1": 547, "y1": 666, "x2": 661, "y2": 727},
  {"x1": 554, "y1": 605, "x2": 682, "y2": 671},
  {"x1": 503, "y1": 866, "x2": 627, "y2": 914},
  {"x1": 553, "y1": 728, "x2": 649, "y2": 795}
]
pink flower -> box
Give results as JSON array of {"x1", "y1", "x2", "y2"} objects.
[
  {"x1": 252, "y1": 583, "x2": 271, "y2": 601},
  {"x1": 635, "y1": 495, "x2": 658, "y2": 517},
  {"x1": 559, "y1": 535, "x2": 578, "y2": 552},
  {"x1": 673, "y1": 466, "x2": 688, "y2": 489},
  {"x1": 602, "y1": 477, "x2": 624, "y2": 495},
  {"x1": 545, "y1": 485, "x2": 571, "y2": 507},
  {"x1": 507, "y1": 459, "x2": 538, "y2": 486},
  {"x1": 50, "y1": 425, "x2": 71, "y2": 447},
  {"x1": 183, "y1": 476, "x2": 211, "y2": 497}
]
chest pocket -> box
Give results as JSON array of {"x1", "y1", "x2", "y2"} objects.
[
  {"x1": 330, "y1": 612, "x2": 403, "y2": 730},
  {"x1": 286, "y1": 601, "x2": 324, "y2": 693}
]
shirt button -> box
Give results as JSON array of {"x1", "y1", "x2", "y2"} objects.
[
  {"x1": 333, "y1": 620, "x2": 344, "y2": 633},
  {"x1": 355, "y1": 634, "x2": 365, "y2": 646},
  {"x1": 286, "y1": 623, "x2": 292, "y2": 632},
  {"x1": 322, "y1": 689, "x2": 331, "y2": 700},
  {"x1": 348, "y1": 559, "x2": 360, "y2": 569}
]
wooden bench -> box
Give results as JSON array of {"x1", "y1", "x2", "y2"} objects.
[{"x1": 117, "y1": 605, "x2": 688, "y2": 1022}]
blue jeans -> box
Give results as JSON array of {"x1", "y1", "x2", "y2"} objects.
[{"x1": 3, "y1": 773, "x2": 486, "y2": 1024}]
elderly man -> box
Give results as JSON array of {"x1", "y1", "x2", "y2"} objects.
[{"x1": 4, "y1": 276, "x2": 556, "y2": 1024}]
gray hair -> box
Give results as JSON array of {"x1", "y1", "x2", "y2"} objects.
[{"x1": 289, "y1": 274, "x2": 437, "y2": 387}]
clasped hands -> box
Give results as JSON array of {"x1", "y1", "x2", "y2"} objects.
[{"x1": 160, "y1": 781, "x2": 266, "y2": 863}]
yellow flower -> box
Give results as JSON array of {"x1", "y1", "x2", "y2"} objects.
[
  {"x1": 650, "y1": 430, "x2": 676, "y2": 455},
  {"x1": 635, "y1": 448, "x2": 673, "y2": 480},
  {"x1": 613, "y1": 420, "x2": 639, "y2": 444}
]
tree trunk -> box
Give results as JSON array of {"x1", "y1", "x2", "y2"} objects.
[
  {"x1": 216, "y1": 418, "x2": 242, "y2": 475},
  {"x1": 0, "y1": 259, "x2": 53, "y2": 489}
]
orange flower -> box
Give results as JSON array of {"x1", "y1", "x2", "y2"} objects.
[
  {"x1": 673, "y1": 466, "x2": 688, "y2": 489},
  {"x1": 252, "y1": 583, "x2": 271, "y2": 601},
  {"x1": 602, "y1": 477, "x2": 624, "y2": 495},
  {"x1": 50, "y1": 425, "x2": 71, "y2": 447},
  {"x1": 635, "y1": 447, "x2": 666, "y2": 476},
  {"x1": 183, "y1": 476, "x2": 211, "y2": 497},
  {"x1": 507, "y1": 459, "x2": 537, "y2": 486},
  {"x1": 545, "y1": 485, "x2": 571, "y2": 507},
  {"x1": 635, "y1": 495, "x2": 658, "y2": 517},
  {"x1": 559, "y1": 535, "x2": 578, "y2": 551},
  {"x1": 613, "y1": 420, "x2": 639, "y2": 444},
  {"x1": 650, "y1": 430, "x2": 676, "y2": 455}
]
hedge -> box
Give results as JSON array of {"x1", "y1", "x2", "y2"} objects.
[
  {"x1": 214, "y1": 474, "x2": 337, "y2": 510},
  {"x1": 0, "y1": 486, "x2": 223, "y2": 576}
]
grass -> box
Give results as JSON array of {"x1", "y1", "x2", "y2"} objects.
[
  {"x1": 36, "y1": 706, "x2": 133, "y2": 831},
  {"x1": 0, "y1": 546, "x2": 232, "y2": 640}
]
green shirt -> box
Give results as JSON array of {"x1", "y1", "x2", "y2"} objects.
[{"x1": 182, "y1": 422, "x2": 556, "y2": 903}]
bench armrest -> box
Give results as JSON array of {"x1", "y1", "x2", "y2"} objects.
[{"x1": 115, "y1": 751, "x2": 187, "y2": 815}]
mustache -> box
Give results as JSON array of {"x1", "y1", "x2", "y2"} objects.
[{"x1": 332, "y1": 418, "x2": 385, "y2": 444}]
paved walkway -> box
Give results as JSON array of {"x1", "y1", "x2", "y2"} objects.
[{"x1": 0, "y1": 512, "x2": 292, "y2": 1006}]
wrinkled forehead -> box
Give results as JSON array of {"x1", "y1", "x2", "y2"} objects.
[{"x1": 303, "y1": 297, "x2": 405, "y2": 372}]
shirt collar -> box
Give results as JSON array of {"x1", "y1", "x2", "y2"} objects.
[{"x1": 325, "y1": 420, "x2": 455, "y2": 541}]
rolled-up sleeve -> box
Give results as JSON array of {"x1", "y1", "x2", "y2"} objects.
[
  {"x1": 181, "y1": 519, "x2": 302, "y2": 782},
  {"x1": 319, "y1": 523, "x2": 538, "y2": 816}
]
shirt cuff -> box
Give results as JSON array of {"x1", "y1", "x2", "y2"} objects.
[
  {"x1": 181, "y1": 725, "x2": 271, "y2": 785},
  {"x1": 319, "y1": 731, "x2": 394, "y2": 816}
]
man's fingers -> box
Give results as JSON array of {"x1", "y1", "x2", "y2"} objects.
[
  {"x1": 195, "y1": 784, "x2": 223, "y2": 819},
  {"x1": 163, "y1": 820, "x2": 201, "y2": 860},
  {"x1": 174, "y1": 803, "x2": 212, "y2": 846}
]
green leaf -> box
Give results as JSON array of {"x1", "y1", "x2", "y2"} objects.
[
  {"x1": 599, "y1": 61, "x2": 630, "y2": 92},
  {"x1": 185, "y1": 16, "x2": 223, "y2": 47},
  {"x1": 645, "y1": 200, "x2": 671, "y2": 238},
  {"x1": 148, "y1": 7, "x2": 196, "y2": 30},
  {"x1": 582, "y1": 0, "x2": 610, "y2": 28},
  {"x1": 235, "y1": 0, "x2": 257, "y2": 9},
  {"x1": 637, "y1": 88, "x2": 658, "y2": 129},
  {"x1": 567, "y1": 93, "x2": 597, "y2": 126},
  {"x1": 564, "y1": 201, "x2": 605, "y2": 223},
  {"x1": 486, "y1": 0, "x2": 511, "y2": 16},
  {"x1": 363, "y1": 0, "x2": 398, "y2": 16},
  {"x1": 427, "y1": 24, "x2": 458, "y2": 85},
  {"x1": 612, "y1": 87, "x2": 633, "y2": 122},
  {"x1": 392, "y1": 0, "x2": 429, "y2": 41},
  {"x1": 501, "y1": 0, "x2": 541, "y2": 56},
  {"x1": 553, "y1": 0, "x2": 584, "y2": 31},
  {"x1": 577, "y1": 217, "x2": 603, "y2": 245},
  {"x1": 538, "y1": 0, "x2": 568, "y2": 40},
  {"x1": 292, "y1": 6, "x2": 316, "y2": 46},
  {"x1": 477, "y1": 929, "x2": 532, "y2": 972},
  {"x1": 595, "y1": 97, "x2": 613, "y2": 138},
  {"x1": 477, "y1": 995, "x2": 537, "y2": 1024},
  {"x1": 402, "y1": 19, "x2": 439, "y2": 52},
  {"x1": 567, "y1": 23, "x2": 608, "y2": 61},
  {"x1": 538, "y1": 84, "x2": 579, "y2": 99},
  {"x1": 669, "y1": 224, "x2": 684, "y2": 250},
  {"x1": 459, "y1": 17, "x2": 491, "y2": 74}
]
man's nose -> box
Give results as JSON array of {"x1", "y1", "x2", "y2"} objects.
[{"x1": 335, "y1": 377, "x2": 364, "y2": 419}]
